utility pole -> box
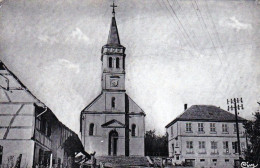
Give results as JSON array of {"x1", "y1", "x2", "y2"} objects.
[{"x1": 227, "y1": 98, "x2": 244, "y2": 163}]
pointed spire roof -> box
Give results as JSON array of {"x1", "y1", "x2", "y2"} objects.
[
  {"x1": 107, "y1": 2, "x2": 121, "y2": 46},
  {"x1": 107, "y1": 16, "x2": 120, "y2": 45}
]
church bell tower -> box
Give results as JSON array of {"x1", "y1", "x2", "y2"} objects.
[
  {"x1": 81, "y1": 2, "x2": 145, "y2": 157},
  {"x1": 101, "y1": 2, "x2": 126, "y2": 92}
]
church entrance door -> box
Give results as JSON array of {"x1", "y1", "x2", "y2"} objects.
[{"x1": 109, "y1": 130, "x2": 118, "y2": 156}]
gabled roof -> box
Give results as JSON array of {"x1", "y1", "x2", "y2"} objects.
[
  {"x1": 82, "y1": 93, "x2": 103, "y2": 111},
  {"x1": 101, "y1": 119, "x2": 126, "y2": 128},
  {"x1": 81, "y1": 93, "x2": 145, "y2": 115},
  {"x1": 0, "y1": 60, "x2": 41, "y2": 103},
  {"x1": 165, "y1": 105, "x2": 246, "y2": 128}
]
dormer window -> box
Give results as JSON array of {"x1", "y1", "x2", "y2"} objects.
[
  {"x1": 109, "y1": 57, "x2": 113, "y2": 68},
  {"x1": 116, "y1": 58, "x2": 120, "y2": 68}
]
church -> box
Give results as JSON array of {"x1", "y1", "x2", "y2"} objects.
[{"x1": 80, "y1": 4, "x2": 146, "y2": 157}]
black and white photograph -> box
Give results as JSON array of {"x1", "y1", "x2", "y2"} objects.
[{"x1": 0, "y1": 0, "x2": 259, "y2": 167}]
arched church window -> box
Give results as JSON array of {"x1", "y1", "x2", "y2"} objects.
[
  {"x1": 89, "y1": 123, "x2": 94, "y2": 136},
  {"x1": 116, "y1": 58, "x2": 120, "y2": 68},
  {"x1": 109, "y1": 57, "x2": 113, "y2": 68},
  {"x1": 131, "y1": 124, "x2": 136, "y2": 137},
  {"x1": 112, "y1": 97, "x2": 115, "y2": 108}
]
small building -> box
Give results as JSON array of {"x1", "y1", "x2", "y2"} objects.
[
  {"x1": 80, "y1": 5, "x2": 145, "y2": 157},
  {"x1": 165, "y1": 104, "x2": 247, "y2": 168},
  {"x1": 0, "y1": 60, "x2": 90, "y2": 168}
]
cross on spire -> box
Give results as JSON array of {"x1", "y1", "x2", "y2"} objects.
[{"x1": 110, "y1": 1, "x2": 117, "y2": 17}]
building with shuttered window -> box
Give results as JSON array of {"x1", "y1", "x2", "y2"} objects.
[{"x1": 165, "y1": 104, "x2": 247, "y2": 168}]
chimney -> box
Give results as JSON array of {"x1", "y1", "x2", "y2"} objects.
[{"x1": 184, "y1": 104, "x2": 188, "y2": 110}]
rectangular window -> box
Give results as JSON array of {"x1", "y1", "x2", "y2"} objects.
[
  {"x1": 222, "y1": 124, "x2": 228, "y2": 133},
  {"x1": 223, "y1": 141, "x2": 229, "y2": 153},
  {"x1": 211, "y1": 141, "x2": 217, "y2": 149},
  {"x1": 186, "y1": 141, "x2": 194, "y2": 154},
  {"x1": 185, "y1": 159, "x2": 195, "y2": 167},
  {"x1": 171, "y1": 126, "x2": 173, "y2": 137},
  {"x1": 223, "y1": 141, "x2": 229, "y2": 149},
  {"x1": 172, "y1": 143, "x2": 174, "y2": 153},
  {"x1": 225, "y1": 159, "x2": 229, "y2": 162},
  {"x1": 232, "y1": 142, "x2": 238, "y2": 153},
  {"x1": 211, "y1": 141, "x2": 218, "y2": 154},
  {"x1": 199, "y1": 141, "x2": 205, "y2": 149},
  {"x1": 198, "y1": 123, "x2": 204, "y2": 132},
  {"x1": 210, "y1": 123, "x2": 216, "y2": 132},
  {"x1": 200, "y1": 159, "x2": 205, "y2": 162},
  {"x1": 199, "y1": 141, "x2": 206, "y2": 154},
  {"x1": 187, "y1": 141, "x2": 193, "y2": 149},
  {"x1": 212, "y1": 159, "x2": 217, "y2": 166},
  {"x1": 0, "y1": 145, "x2": 3, "y2": 165},
  {"x1": 186, "y1": 123, "x2": 192, "y2": 132}
]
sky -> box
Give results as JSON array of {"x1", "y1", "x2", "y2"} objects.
[{"x1": 0, "y1": 0, "x2": 259, "y2": 135}]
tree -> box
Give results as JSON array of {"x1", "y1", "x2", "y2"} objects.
[
  {"x1": 145, "y1": 130, "x2": 168, "y2": 156},
  {"x1": 243, "y1": 112, "x2": 260, "y2": 165}
]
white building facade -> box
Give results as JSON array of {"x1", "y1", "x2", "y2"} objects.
[
  {"x1": 165, "y1": 105, "x2": 247, "y2": 168},
  {"x1": 80, "y1": 7, "x2": 145, "y2": 157}
]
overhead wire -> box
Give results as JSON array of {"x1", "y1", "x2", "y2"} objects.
[
  {"x1": 165, "y1": 0, "x2": 198, "y2": 51},
  {"x1": 156, "y1": 0, "x2": 195, "y2": 57},
  {"x1": 192, "y1": 0, "x2": 223, "y2": 65}
]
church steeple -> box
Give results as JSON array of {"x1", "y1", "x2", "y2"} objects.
[
  {"x1": 101, "y1": 2, "x2": 126, "y2": 92},
  {"x1": 107, "y1": 2, "x2": 120, "y2": 45}
]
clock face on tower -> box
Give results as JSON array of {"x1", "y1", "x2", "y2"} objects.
[{"x1": 110, "y1": 79, "x2": 118, "y2": 87}]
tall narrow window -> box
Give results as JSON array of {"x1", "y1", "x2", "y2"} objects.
[
  {"x1": 112, "y1": 97, "x2": 115, "y2": 108},
  {"x1": 172, "y1": 143, "x2": 174, "y2": 154},
  {"x1": 198, "y1": 123, "x2": 204, "y2": 132},
  {"x1": 199, "y1": 141, "x2": 206, "y2": 154},
  {"x1": 186, "y1": 123, "x2": 192, "y2": 132},
  {"x1": 89, "y1": 123, "x2": 94, "y2": 136},
  {"x1": 223, "y1": 141, "x2": 229, "y2": 153},
  {"x1": 210, "y1": 123, "x2": 216, "y2": 132},
  {"x1": 232, "y1": 141, "x2": 238, "y2": 153},
  {"x1": 211, "y1": 141, "x2": 217, "y2": 149},
  {"x1": 186, "y1": 141, "x2": 193, "y2": 154},
  {"x1": 171, "y1": 126, "x2": 173, "y2": 137},
  {"x1": 109, "y1": 57, "x2": 113, "y2": 68},
  {"x1": 131, "y1": 124, "x2": 136, "y2": 136},
  {"x1": 211, "y1": 141, "x2": 218, "y2": 154},
  {"x1": 199, "y1": 141, "x2": 205, "y2": 149},
  {"x1": 222, "y1": 124, "x2": 228, "y2": 133},
  {"x1": 0, "y1": 145, "x2": 3, "y2": 165},
  {"x1": 116, "y1": 58, "x2": 120, "y2": 68}
]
